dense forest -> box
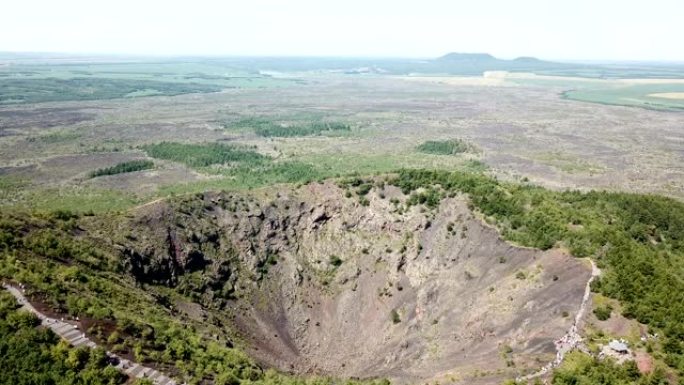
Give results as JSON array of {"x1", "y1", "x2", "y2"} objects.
[
  {"x1": 415, "y1": 139, "x2": 472, "y2": 155},
  {"x1": 89, "y1": 160, "x2": 154, "y2": 178},
  {"x1": 143, "y1": 142, "x2": 268, "y2": 168},
  {"x1": 0, "y1": 290, "x2": 126, "y2": 385},
  {"x1": 254, "y1": 122, "x2": 351, "y2": 137},
  {"x1": 222, "y1": 117, "x2": 351, "y2": 137}
]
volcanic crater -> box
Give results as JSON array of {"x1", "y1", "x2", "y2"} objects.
[{"x1": 98, "y1": 180, "x2": 590, "y2": 384}]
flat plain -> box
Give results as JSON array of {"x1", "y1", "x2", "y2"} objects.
[{"x1": 1, "y1": 65, "x2": 683, "y2": 213}]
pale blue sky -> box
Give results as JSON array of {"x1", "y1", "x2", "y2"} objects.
[{"x1": 1, "y1": 0, "x2": 681, "y2": 61}]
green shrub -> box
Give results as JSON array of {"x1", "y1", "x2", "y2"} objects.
[
  {"x1": 416, "y1": 139, "x2": 471, "y2": 155},
  {"x1": 329, "y1": 255, "x2": 343, "y2": 267},
  {"x1": 89, "y1": 160, "x2": 154, "y2": 178},
  {"x1": 143, "y1": 142, "x2": 268, "y2": 168},
  {"x1": 357, "y1": 183, "x2": 373, "y2": 196},
  {"x1": 390, "y1": 309, "x2": 401, "y2": 324},
  {"x1": 593, "y1": 304, "x2": 613, "y2": 321},
  {"x1": 553, "y1": 351, "x2": 666, "y2": 384},
  {"x1": 228, "y1": 117, "x2": 351, "y2": 137},
  {"x1": 254, "y1": 121, "x2": 351, "y2": 137}
]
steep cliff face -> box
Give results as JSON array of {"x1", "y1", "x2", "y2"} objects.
[{"x1": 87, "y1": 180, "x2": 590, "y2": 384}]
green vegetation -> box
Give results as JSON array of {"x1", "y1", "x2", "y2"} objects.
[
  {"x1": 563, "y1": 83, "x2": 684, "y2": 111},
  {"x1": 0, "y1": 210, "x2": 390, "y2": 385},
  {"x1": 21, "y1": 186, "x2": 140, "y2": 214},
  {"x1": 0, "y1": 78, "x2": 222, "y2": 104},
  {"x1": 534, "y1": 151, "x2": 605, "y2": 174},
  {"x1": 390, "y1": 169, "x2": 684, "y2": 374},
  {"x1": 228, "y1": 117, "x2": 352, "y2": 137},
  {"x1": 329, "y1": 255, "x2": 343, "y2": 267},
  {"x1": 0, "y1": 176, "x2": 28, "y2": 203},
  {"x1": 89, "y1": 160, "x2": 154, "y2": 178},
  {"x1": 0, "y1": 291, "x2": 126, "y2": 385},
  {"x1": 593, "y1": 304, "x2": 613, "y2": 321},
  {"x1": 416, "y1": 139, "x2": 472, "y2": 155},
  {"x1": 143, "y1": 142, "x2": 268, "y2": 168},
  {"x1": 390, "y1": 309, "x2": 401, "y2": 324},
  {"x1": 552, "y1": 351, "x2": 668, "y2": 385},
  {"x1": 0, "y1": 211, "x2": 261, "y2": 383},
  {"x1": 32, "y1": 131, "x2": 83, "y2": 144},
  {"x1": 256, "y1": 253, "x2": 279, "y2": 279},
  {"x1": 2, "y1": 140, "x2": 485, "y2": 214},
  {"x1": 406, "y1": 187, "x2": 441, "y2": 209}
]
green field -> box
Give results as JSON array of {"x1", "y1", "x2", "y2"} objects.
[
  {"x1": 563, "y1": 83, "x2": 684, "y2": 111},
  {"x1": 0, "y1": 60, "x2": 304, "y2": 104},
  {"x1": 511, "y1": 76, "x2": 684, "y2": 111}
]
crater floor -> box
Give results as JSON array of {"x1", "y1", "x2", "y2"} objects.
[{"x1": 236, "y1": 186, "x2": 589, "y2": 383}]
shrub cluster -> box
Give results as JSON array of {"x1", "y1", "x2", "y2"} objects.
[
  {"x1": 143, "y1": 142, "x2": 268, "y2": 168},
  {"x1": 416, "y1": 139, "x2": 471, "y2": 155},
  {"x1": 227, "y1": 117, "x2": 351, "y2": 137},
  {"x1": 0, "y1": 291, "x2": 126, "y2": 385},
  {"x1": 89, "y1": 160, "x2": 154, "y2": 178}
]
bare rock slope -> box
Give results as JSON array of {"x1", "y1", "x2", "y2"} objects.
[{"x1": 94, "y1": 181, "x2": 590, "y2": 384}]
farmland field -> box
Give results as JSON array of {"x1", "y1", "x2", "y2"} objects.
[{"x1": 563, "y1": 83, "x2": 684, "y2": 111}]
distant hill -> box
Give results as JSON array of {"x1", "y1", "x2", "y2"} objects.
[
  {"x1": 513, "y1": 56, "x2": 544, "y2": 63},
  {"x1": 437, "y1": 53, "x2": 497, "y2": 62},
  {"x1": 430, "y1": 52, "x2": 566, "y2": 74}
]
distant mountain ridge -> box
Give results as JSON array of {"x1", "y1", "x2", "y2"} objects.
[
  {"x1": 435, "y1": 52, "x2": 559, "y2": 69},
  {"x1": 437, "y1": 52, "x2": 497, "y2": 61}
]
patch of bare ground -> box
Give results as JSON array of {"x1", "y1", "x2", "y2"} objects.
[
  {"x1": 587, "y1": 295, "x2": 645, "y2": 339},
  {"x1": 399, "y1": 76, "x2": 510, "y2": 87},
  {"x1": 101, "y1": 181, "x2": 591, "y2": 384},
  {"x1": 0, "y1": 106, "x2": 99, "y2": 132},
  {"x1": 85, "y1": 160, "x2": 208, "y2": 195},
  {"x1": 1, "y1": 151, "x2": 150, "y2": 186},
  {"x1": 648, "y1": 92, "x2": 684, "y2": 99}
]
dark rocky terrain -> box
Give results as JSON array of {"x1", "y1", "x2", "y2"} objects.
[{"x1": 83, "y1": 181, "x2": 590, "y2": 384}]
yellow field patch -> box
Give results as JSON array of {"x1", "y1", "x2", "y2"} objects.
[
  {"x1": 647, "y1": 92, "x2": 684, "y2": 100},
  {"x1": 399, "y1": 75, "x2": 508, "y2": 86}
]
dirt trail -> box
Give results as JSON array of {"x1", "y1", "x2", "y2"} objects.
[
  {"x1": 517, "y1": 259, "x2": 601, "y2": 382},
  {"x1": 3, "y1": 283, "x2": 183, "y2": 385}
]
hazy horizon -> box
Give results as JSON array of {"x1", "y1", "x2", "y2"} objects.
[
  {"x1": 1, "y1": 0, "x2": 683, "y2": 62},
  {"x1": 3, "y1": 51, "x2": 684, "y2": 65}
]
